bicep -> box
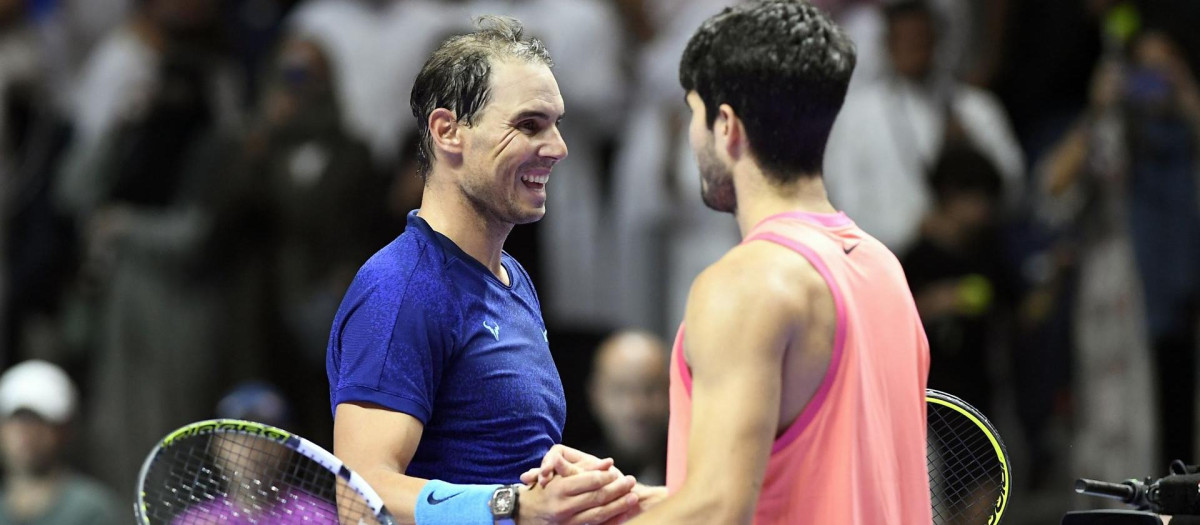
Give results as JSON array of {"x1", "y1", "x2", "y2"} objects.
[
  {"x1": 334, "y1": 402, "x2": 424, "y2": 472},
  {"x1": 333, "y1": 402, "x2": 429, "y2": 524},
  {"x1": 678, "y1": 272, "x2": 794, "y2": 517}
]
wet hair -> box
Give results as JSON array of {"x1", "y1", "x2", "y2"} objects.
[
  {"x1": 410, "y1": 16, "x2": 553, "y2": 178},
  {"x1": 679, "y1": 0, "x2": 855, "y2": 180}
]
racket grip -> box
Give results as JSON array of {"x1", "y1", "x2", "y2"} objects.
[{"x1": 1075, "y1": 478, "x2": 1137, "y2": 503}]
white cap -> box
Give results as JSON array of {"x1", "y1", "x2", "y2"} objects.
[{"x1": 0, "y1": 360, "x2": 78, "y2": 424}]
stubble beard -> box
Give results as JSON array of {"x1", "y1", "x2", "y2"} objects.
[
  {"x1": 698, "y1": 143, "x2": 736, "y2": 213},
  {"x1": 461, "y1": 167, "x2": 545, "y2": 228}
]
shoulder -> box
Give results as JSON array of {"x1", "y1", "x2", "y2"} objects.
[
  {"x1": 60, "y1": 474, "x2": 124, "y2": 518},
  {"x1": 689, "y1": 242, "x2": 827, "y2": 322},
  {"x1": 347, "y1": 233, "x2": 460, "y2": 321},
  {"x1": 954, "y1": 84, "x2": 1007, "y2": 115},
  {"x1": 357, "y1": 232, "x2": 443, "y2": 288}
]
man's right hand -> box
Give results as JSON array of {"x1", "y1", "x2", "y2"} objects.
[{"x1": 516, "y1": 468, "x2": 638, "y2": 525}]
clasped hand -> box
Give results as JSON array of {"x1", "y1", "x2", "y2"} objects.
[{"x1": 514, "y1": 445, "x2": 659, "y2": 525}]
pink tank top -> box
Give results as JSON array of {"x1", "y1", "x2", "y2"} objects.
[{"x1": 665, "y1": 211, "x2": 931, "y2": 524}]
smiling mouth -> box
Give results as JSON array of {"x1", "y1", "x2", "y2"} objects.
[{"x1": 521, "y1": 173, "x2": 549, "y2": 185}]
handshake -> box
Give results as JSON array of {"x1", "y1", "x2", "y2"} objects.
[{"x1": 512, "y1": 445, "x2": 667, "y2": 525}]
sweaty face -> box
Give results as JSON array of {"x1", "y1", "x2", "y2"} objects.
[
  {"x1": 686, "y1": 91, "x2": 736, "y2": 213},
  {"x1": 458, "y1": 60, "x2": 568, "y2": 226}
]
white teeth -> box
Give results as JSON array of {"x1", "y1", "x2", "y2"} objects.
[{"x1": 521, "y1": 174, "x2": 549, "y2": 184}]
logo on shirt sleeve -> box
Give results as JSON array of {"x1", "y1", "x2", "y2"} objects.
[{"x1": 483, "y1": 320, "x2": 501, "y2": 341}]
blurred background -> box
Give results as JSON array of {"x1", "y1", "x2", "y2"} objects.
[{"x1": 0, "y1": 0, "x2": 1197, "y2": 522}]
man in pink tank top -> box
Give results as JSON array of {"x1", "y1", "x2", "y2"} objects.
[{"x1": 525, "y1": 1, "x2": 932, "y2": 523}]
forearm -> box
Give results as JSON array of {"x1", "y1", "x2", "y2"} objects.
[
  {"x1": 360, "y1": 469, "x2": 512, "y2": 525},
  {"x1": 358, "y1": 467, "x2": 430, "y2": 525},
  {"x1": 625, "y1": 484, "x2": 749, "y2": 525},
  {"x1": 1044, "y1": 120, "x2": 1090, "y2": 197}
]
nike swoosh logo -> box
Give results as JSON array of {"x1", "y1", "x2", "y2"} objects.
[
  {"x1": 843, "y1": 242, "x2": 860, "y2": 254},
  {"x1": 427, "y1": 491, "x2": 463, "y2": 505}
]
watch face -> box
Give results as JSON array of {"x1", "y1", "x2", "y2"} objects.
[{"x1": 493, "y1": 489, "x2": 515, "y2": 515}]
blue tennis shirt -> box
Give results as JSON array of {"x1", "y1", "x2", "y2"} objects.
[{"x1": 327, "y1": 211, "x2": 565, "y2": 484}]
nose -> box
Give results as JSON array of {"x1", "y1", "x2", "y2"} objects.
[{"x1": 541, "y1": 125, "x2": 568, "y2": 162}]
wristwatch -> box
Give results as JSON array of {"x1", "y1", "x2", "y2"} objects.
[{"x1": 489, "y1": 484, "x2": 520, "y2": 525}]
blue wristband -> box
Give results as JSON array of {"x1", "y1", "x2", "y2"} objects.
[{"x1": 415, "y1": 480, "x2": 502, "y2": 525}]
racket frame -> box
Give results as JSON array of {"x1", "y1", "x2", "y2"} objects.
[
  {"x1": 926, "y1": 388, "x2": 1012, "y2": 524},
  {"x1": 134, "y1": 418, "x2": 396, "y2": 525}
]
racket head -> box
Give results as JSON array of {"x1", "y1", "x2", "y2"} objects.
[
  {"x1": 926, "y1": 389, "x2": 1011, "y2": 525},
  {"x1": 135, "y1": 419, "x2": 394, "y2": 524}
]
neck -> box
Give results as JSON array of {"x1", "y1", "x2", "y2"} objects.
[
  {"x1": 732, "y1": 166, "x2": 838, "y2": 238},
  {"x1": 5, "y1": 467, "x2": 62, "y2": 519},
  {"x1": 417, "y1": 178, "x2": 513, "y2": 281}
]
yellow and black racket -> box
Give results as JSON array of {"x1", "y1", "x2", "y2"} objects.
[
  {"x1": 927, "y1": 389, "x2": 1011, "y2": 525},
  {"x1": 135, "y1": 419, "x2": 395, "y2": 524}
]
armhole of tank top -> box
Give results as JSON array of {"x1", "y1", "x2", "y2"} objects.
[
  {"x1": 674, "y1": 324, "x2": 693, "y2": 394},
  {"x1": 742, "y1": 232, "x2": 848, "y2": 454}
]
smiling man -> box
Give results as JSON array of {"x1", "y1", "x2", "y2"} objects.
[{"x1": 326, "y1": 16, "x2": 637, "y2": 525}]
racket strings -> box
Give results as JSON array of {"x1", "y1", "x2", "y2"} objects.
[
  {"x1": 928, "y1": 403, "x2": 1007, "y2": 525},
  {"x1": 142, "y1": 431, "x2": 382, "y2": 524}
]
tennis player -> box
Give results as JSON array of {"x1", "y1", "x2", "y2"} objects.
[
  {"x1": 529, "y1": 2, "x2": 932, "y2": 523},
  {"x1": 326, "y1": 16, "x2": 637, "y2": 525}
]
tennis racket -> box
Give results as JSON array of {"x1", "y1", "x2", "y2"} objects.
[
  {"x1": 927, "y1": 389, "x2": 1011, "y2": 525},
  {"x1": 135, "y1": 419, "x2": 396, "y2": 524}
]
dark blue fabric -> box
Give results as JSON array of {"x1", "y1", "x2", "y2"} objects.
[{"x1": 327, "y1": 211, "x2": 565, "y2": 484}]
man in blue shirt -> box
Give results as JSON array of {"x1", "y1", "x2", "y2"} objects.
[{"x1": 326, "y1": 15, "x2": 639, "y2": 525}]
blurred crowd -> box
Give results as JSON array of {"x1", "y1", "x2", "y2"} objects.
[{"x1": 0, "y1": 0, "x2": 1197, "y2": 522}]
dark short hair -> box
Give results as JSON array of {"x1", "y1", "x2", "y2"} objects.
[
  {"x1": 882, "y1": 0, "x2": 941, "y2": 42},
  {"x1": 928, "y1": 146, "x2": 1003, "y2": 204},
  {"x1": 410, "y1": 16, "x2": 553, "y2": 178},
  {"x1": 679, "y1": 0, "x2": 855, "y2": 180}
]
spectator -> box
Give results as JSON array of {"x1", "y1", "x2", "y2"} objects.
[
  {"x1": 1042, "y1": 29, "x2": 1200, "y2": 477},
  {"x1": 284, "y1": 0, "x2": 461, "y2": 164},
  {"x1": 229, "y1": 35, "x2": 387, "y2": 447},
  {"x1": 51, "y1": 0, "x2": 247, "y2": 500},
  {"x1": 214, "y1": 380, "x2": 294, "y2": 429},
  {"x1": 611, "y1": 0, "x2": 742, "y2": 338},
  {"x1": 0, "y1": 0, "x2": 75, "y2": 366},
  {"x1": 0, "y1": 360, "x2": 123, "y2": 525},
  {"x1": 902, "y1": 145, "x2": 1015, "y2": 415},
  {"x1": 584, "y1": 331, "x2": 669, "y2": 486},
  {"x1": 823, "y1": 0, "x2": 1023, "y2": 252},
  {"x1": 54, "y1": 0, "x2": 240, "y2": 217},
  {"x1": 171, "y1": 381, "x2": 335, "y2": 523}
]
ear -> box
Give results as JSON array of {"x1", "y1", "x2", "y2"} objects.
[
  {"x1": 714, "y1": 103, "x2": 744, "y2": 161},
  {"x1": 428, "y1": 107, "x2": 463, "y2": 161}
]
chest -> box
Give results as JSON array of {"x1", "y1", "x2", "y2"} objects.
[{"x1": 435, "y1": 285, "x2": 564, "y2": 429}]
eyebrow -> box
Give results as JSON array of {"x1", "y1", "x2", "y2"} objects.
[{"x1": 513, "y1": 110, "x2": 564, "y2": 123}]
